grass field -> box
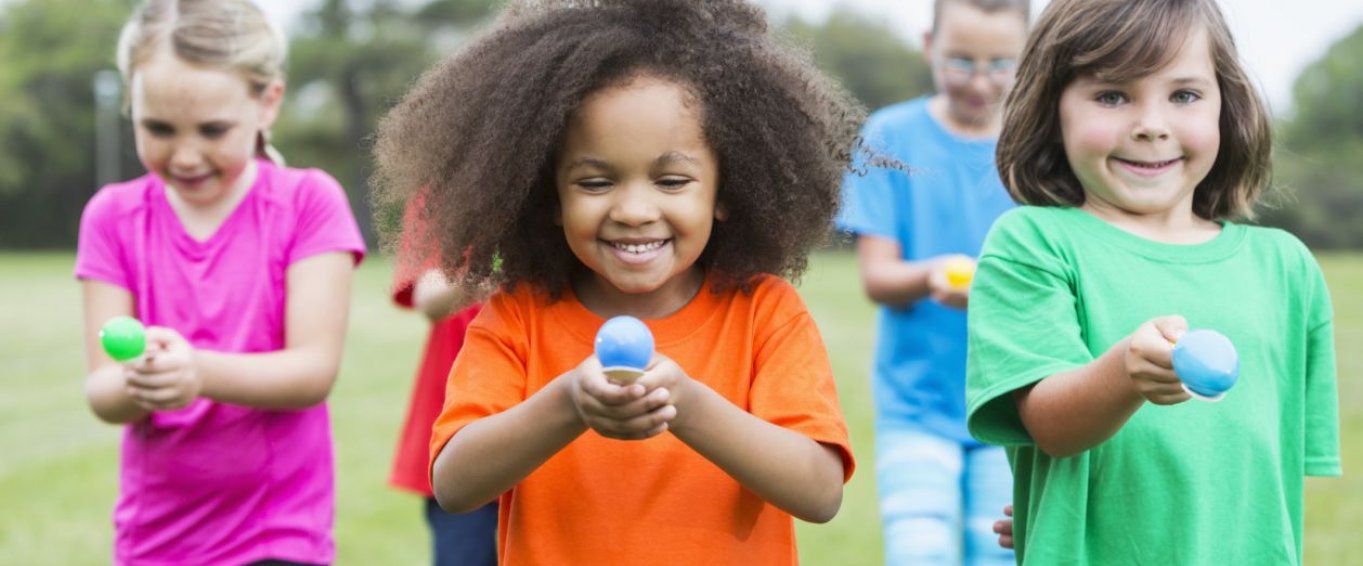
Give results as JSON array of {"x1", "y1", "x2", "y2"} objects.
[{"x1": 1, "y1": 251, "x2": 1358, "y2": 564}]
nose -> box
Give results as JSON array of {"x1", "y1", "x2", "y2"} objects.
[
  {"x1": 169, "y1": 142, "x2": 204, "y2": 172},
  {"x1": 608, "y1": 182, "x2": 661, "y2": 226},
  {"x1": 1131, "y1": 101, "x2": 1171, "y2": 142}
]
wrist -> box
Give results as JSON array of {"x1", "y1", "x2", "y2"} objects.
[
  {"x1": 667, "y1": 376, "x2": 710, "y2": 435},
  {"x1": 549, "y1": 373, "x2": 591, "y2": 434}
]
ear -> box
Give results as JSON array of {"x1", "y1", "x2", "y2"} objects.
[
  {"x1": 922, "y1": 32, "x2": 935, "y2": 65},
  {"x1": 257, "y1": 80, "x2": 286, "y2": 130},
  {"x1": 714, "y1": 201, "x2": 728, "y2": 222}
]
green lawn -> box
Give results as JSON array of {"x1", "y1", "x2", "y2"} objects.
[{"x1": 1, "y1": 251, "x2": 1358, "y2": 564}]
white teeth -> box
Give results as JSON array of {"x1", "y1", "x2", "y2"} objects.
[{"x1": 612, "y1": 241, "x2": 666, "y2": 254}]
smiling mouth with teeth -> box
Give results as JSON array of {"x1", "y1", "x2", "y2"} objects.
[
  {"x1": 1117, "y1": 158, "x2": 1179, "y2": 168},
  {"x1": 610, "y1": 240, "x2": 668, "y2": 254}
]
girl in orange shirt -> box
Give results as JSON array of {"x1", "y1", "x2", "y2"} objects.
[{"x1": 372, "y1": 1, "x2": 874, "y2": 563}]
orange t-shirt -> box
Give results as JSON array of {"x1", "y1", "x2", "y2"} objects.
[{"x1": 429, "y1": 274, "x2": 854, "y2": 565}]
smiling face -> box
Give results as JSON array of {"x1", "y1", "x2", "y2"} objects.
[
  {"x1": 1059, "y1": 26, "x2": 1222, "y2": 228},
  {"x1": 555, "y1": 75, "x2": 722, "y2": 317},
  {"x1": 129, "y1": 48, "x2": 281, "y2": 209}
]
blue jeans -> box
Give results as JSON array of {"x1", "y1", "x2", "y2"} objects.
[
  {"x1": 875, "y1": 426, "x2": 1015, "y2": 566},
  {"x1": 425, "y1": 498, "x2": 498, "y2": 566}
]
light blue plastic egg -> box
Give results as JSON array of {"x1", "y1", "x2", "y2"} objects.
[
  {"x1": 594, "y1": 316, "x2": 654, "y2": 371},
  {"x1": 1172, "y1": 329, "x2": 1240, "y2": 400}
]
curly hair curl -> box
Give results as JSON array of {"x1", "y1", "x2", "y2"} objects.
[{"x1": 373, "y1": 0, "x2": 868, "y2": 297}]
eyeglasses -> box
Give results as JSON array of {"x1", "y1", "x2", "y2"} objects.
[{"x1": 939, "y1": 57, "x2": 1017, "y2": 85}]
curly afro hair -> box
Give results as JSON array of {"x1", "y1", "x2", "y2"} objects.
[{"x1": 372, "y1": 0, "x2": 868, "y2": 297}]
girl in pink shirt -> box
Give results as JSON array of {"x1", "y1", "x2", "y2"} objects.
[{"x1": 75, "y1": 1, "x2": 364, "y2": 565}]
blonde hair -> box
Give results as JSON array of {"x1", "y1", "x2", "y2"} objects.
[
  {"x1": 117, "y1": 0, "x2": 288, "y2": 163},
  {"x1": 932, "y1": 0, "x2": 1030, "y2": 32},
  {"x1": 997, "y1": 0, "x2": 1272, "y2": 220}
]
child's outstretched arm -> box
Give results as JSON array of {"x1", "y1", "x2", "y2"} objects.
[
  {"x1": 84, "y1": 252, "x2": 356, "y2": 420},
  {"x1": 640, "y1": 355, "x2": 846, "y2": 524},
  {"x1": 856, "y1": 236, "x2": 971, "y2": 310},
  {"x1": 431, "y1": 355, "x2": 674, "y2": 513},
  {"x1": 1014, "y1": 316, "x2": 1191, "y2": 458},
  {"x1": 186, "y1": 252, "x2": 355, "y2": 408}
]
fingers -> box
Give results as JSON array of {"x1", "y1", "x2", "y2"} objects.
[
  {"x1": 579, "y1": 384, "x2": 672, "y2": 421},
  {"x1": 994, "y1": 504, "x2": 1015, "y2": 549},
  {"x1": 589, "y1": 404, "x2": 677, "y2": 440},
  {"x1": 578, "y1": 368, "x2": 649, "y2": 407},
  {"x1": 1153, "y1": 315, "x2": 1189, "y2": 344},
  {"x1": 1146, "y1": 388, "x2": 1193, "y2": 406}
]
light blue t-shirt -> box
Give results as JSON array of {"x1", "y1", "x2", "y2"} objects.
[{"x1": 837, "y1": 97, "x2": 1016, "y2": 443}]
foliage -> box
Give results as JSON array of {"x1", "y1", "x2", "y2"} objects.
[
  {"x1": 277, "y1": 0, "x2": 498, "y2": 247},
  {"x1": 781, "y1": 6, "x2": 933, "y2": 112},
  {"x1": 1259, "y1": 23, "x2": 1363, "y2": 248},
  {"x1": 0, "y1": 0, "x2": 138, "y2": 248}
]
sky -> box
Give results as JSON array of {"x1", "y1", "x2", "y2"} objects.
[
  {"x1": 261, "y1": 1, "x2": 1363, "y2": 115},
  {"x1": 761, "y1": 0, "x2": 1363, "y2": 115}
]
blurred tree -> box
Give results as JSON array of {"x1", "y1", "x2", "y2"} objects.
[
  {"x1": 780, "y1": 6, "x2": 933, "y2": 112},
  {"x1": 279, "y1": 0, "x2": 497, "y2": 248},
  {"x1": 0, "y1": 0, "x2": 137, "y2": 248},
  {"x1": 1259, "y1": 23, "x2": 1363, "y2": 248}
]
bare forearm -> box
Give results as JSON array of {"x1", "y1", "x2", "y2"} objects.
[
  {"x1": 1015, "y1": 338, "x2": 1145, "y2": 458},
  {"x1": 432, "y1": 377, "x2": 587, "y2": 513},
  {"x1": 195, "y1": 348, "x2": 340, "y2": 409},
  {"x1": 85, "y1": 365, "x2": 150, "y2": 424},
  {"x1": 670, "y1": 386, "x2": 845, "y2": 523},
  {"x1": 862, "y1": 259, "x2": 933, "y2": 308}
]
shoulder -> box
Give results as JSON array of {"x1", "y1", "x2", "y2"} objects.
[
  {"x1": 981, "y1": 206, "x2": 1082, "y2": 272},
  {"x1": 472, "y1": 283, "x2": 549, "y2": 333},
  {"x1": 728, "y1": 274, "x2": 811, "y2": 328},
  {"x1": 81, "y1": 174, "x2": 158, "y2": 222},
  {"x1": 862, "y1": 97, "x2": 931, "y2": 136},
  {"x1": 987, "y1": 206, "x2": 1076, "y2": 242},
  {"x1": 258, "y1": 161, "x2": 347, "y2": 204},
  {"x1": 1236, "y1": 223, "x2": 1321, "y2": 272}
]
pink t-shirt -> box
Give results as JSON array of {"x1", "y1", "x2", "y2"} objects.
[{"x1": 75, "y1": 159, "x2": 365, "y2": 566}]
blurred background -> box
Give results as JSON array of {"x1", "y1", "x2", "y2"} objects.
[{"x1": 1, "y1": 0, "x2": 1359, "y2": 564}]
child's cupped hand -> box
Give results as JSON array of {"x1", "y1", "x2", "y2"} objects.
[
  {"x1": 927, "y1": 255, "x2": 971, "y2": 310},
  {"x1": 124, "y1": 326, "x2": 202, "y2": 412},
  {"x1": 1124, "y1": 315, "x2": 1192, "y2": 405},
  {"x1": 568, "y1": 355, "x2": 678, "y2": 441}
]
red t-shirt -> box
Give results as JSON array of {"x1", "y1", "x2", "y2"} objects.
[{"x1": 389, "y1": 273, "x2": 482, "y2": 496}]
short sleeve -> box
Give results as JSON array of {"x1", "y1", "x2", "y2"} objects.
[
  {"x1": 837, "y1": 115, "x2": 903, "y2": 242},
  {"x1": 966, "y1": 215, "x2": 1092, "y2": 446},
  {"x1": 748, "y1": 287, "x2": 855, "y2": 482},
  {"x1": 287, "y1": 170, "x2": 366, "y2": 267},
  {"x1": 428, "y1": 292, "x2": 529, "y2": 471},
  {"x1": 1303, "y1": 259, "x2": 1340, "y2": 477},
  {"x1": 74, "y1": 188, "x2": 132, "y2": 290}
]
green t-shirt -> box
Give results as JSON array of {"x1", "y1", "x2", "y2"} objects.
[{"x1": 966, "y1": 206, "x2": 1340, "y2": 565}]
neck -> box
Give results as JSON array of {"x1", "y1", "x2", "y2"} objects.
[
  {"x1": 165, "y1": 159, "x2": 258, "y2": 240},
  {"x1": 1080, "y1": 200, "x2": 1222, "y2": 245},
  {"x1": 574, "y1": 267, "x2": 705, "y2": 320},
  {"x1": 928, "y1": 95, "x2": 1001, "y2": 138}
]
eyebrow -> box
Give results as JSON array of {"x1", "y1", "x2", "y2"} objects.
[
  {"x1": 139, "y1": 118, "x2": 238, "y2": 129},
  {"x1": 656, "y1": 151, "x2": 700, "y2": 166},
  {"x1": 564, "y1": 151, "x2": 701, "y2": 170},
  {"x1": 1168, "y1": 76, "x2": 1215, "y2": 87}
]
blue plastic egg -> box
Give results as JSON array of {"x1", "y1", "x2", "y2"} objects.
[
  {"x1": 1172, "y1": 329, "x2": 1240, "y2": 400},
  {"x1": 594, "y1": 316, "x2": 654, "y2": 371}
]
